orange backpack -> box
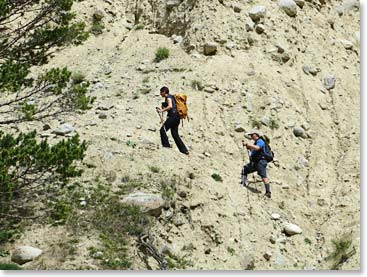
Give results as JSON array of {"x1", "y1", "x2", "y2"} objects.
[{"x1": 173, "y1": 93, "x2": 189, "y2": 121}]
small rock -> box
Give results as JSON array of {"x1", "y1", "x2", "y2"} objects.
[
  {"x1": 121, "y1": 193, "x2": 165, "y2": 217},
  {"x1": 11, "y1": 246, "x2": 42, "y2": 265},
  {"x1": 43, "y1": 124, "x2": 51, "y2": 131},
  {"x1": 245, "y1": 21, "x2": 255, "y2": 32},
  {"x1": 203, "y1": 42, "x2": 218, "y2": 56},
  {"x1": 293, "y1": 126, "x2": 305, "y2": 137},
  {"x1": 340, "y1": 39, "x2": 353, "y2": 50},
  {"x1": 294, "y1": 0, "x2": 305, "y2": 7},
  {"x1": 240, "y1": 254, "x2": 255, "y2": 269},
  {"x1": 148, "y1": 127, "x2": 157, "y2": 132},
  {"x1": 40, "y1": 132, "x2": 52, "y2": 138},
  {"x1": 166, "y1": 0, "x2": 181, "y2": 8},
  {"x1": 52, "y1": 123, "x2": 75, "y2": 136},
  {"x1": 283, "y1": 222, "x2": 303, "y2": 236},
  {"x1": 173, "y1": 35, "x2": 183, "y2": 44},
  {"x1": 271, "y1": 213, "x2": 281, "y2": 220},
  {"x1": 178, "y1": 190, "x2": 187, "y2": 198},
  {"x1": 323, "y1": 74, "x2": 336, "y2": 90},
  {"x1": 235, "y1": 125, "x2": 245, "y2": 132},
  {"x1": 225, "y1": 42, "x2": 237, "y2": 50},
  {"x1": 204, "y1": 248, "x2": 211, "y2": 254},
  {"x1": 264, "y1": 251, "x2": 272, "y2": 261},
  {"x1": 255, "y1": 24, "x2": 265, "y2": 34},
  {"x1": 248, "y1": 6, "x2": 267, "y2": 22},
  {"x1": 92, "y1": 251, "x2": 103, "y2": 258},
  {"x1": 98, "y1": 113, "x2": 107, "y2": 119},
  {"x1": 261, "y1": 116, "x2": 270, "y2": 126},
  {"x1": 317, "y1": 198, "x2": 326, "y2": 206},
  {"x1": 279, "y1": 0, "x2": 298, "y2": 17},
  {"x1": 203, "y1": 152, "x2": 211, "y2": 157},
  {"x1": 270, "y1": 235, "x2": 277, "y2": 244},
  {"x1": 80, "y1": 200, "x2": 87, "y2": 206},
  {"x1": 275, "y1": 43, "x2": 286, "y2": 53},
  {"x1": 233, "y1": 4, "x2": 242, "y2": 13},
  {"x1": 93, "y1": 9, "x2": 105, "y2": 21}
]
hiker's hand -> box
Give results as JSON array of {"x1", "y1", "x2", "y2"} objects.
[{"x1": 156, "y1": 107, "x2": 163, "y2": 113}]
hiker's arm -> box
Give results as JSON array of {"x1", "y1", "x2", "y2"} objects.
[
  {"x1": 245, "y1": 143, "x2": 260, "y2": 151},
  {"x1": 160, "y1": 98, "x2": 173, "y2": 112}
]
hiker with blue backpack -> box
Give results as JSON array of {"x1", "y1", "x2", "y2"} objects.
[
  {"x1": 156, "y1": 86, "x2": 189, "y2": 155},
  {"x1": 241, "y1": 129, "x2": 273, "y2": 198}
]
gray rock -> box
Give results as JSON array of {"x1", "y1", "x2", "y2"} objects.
[
  {"x1": 225, "y1": 42, "x2": 237, "y2": 50},
  {"x1": 166, "y1": 0, "x2": 181, "y2": 8},
  {"x1": 302, "y1": 65, "x2": 319, "y2": 76},
  {"x1": 98, "y1": 113, "x2": 107, "y2": 119},
  {"x1": 245, "y1": 21, "x2": 255, "y2": 32},
  {"x1": 97, "y1": 103, "x2": 114, "y2": 111},
  {"x1": 91, "y1": 251, "x2": 103, "y2": 258},
  {"x1": 52, "y1": 123, "x2": 75, "y2": 136},
  {"x1": 204, "y1": 42, "x2": 218, "y2": 56},
  {"x1": 294, "y1": 0, "x2": 305, "y2": 7},
  {"x1": 279, "y1": 0, "x2": 298, "y2": 17},
  {"x1": 240, "y1": 254, "x2": 255, "y2": 269},
  {"x1": 148, "y1": 127, "x2": 157, "y2": 132},
  {"x1": 283, "y1": 222, "x2": 303, "y2": 236},
  {"x1": 264, "y1": 251, "x2": 272, "y2": 260},
  {"x1": 43, "y1": 124, "x2": 51, "y2": 131},
  {"x1": 173, "y1": 35, "x2": 183, "y2": 44},
  {"x1": 271, "y1": 213, "x2": 281, "y2": 220},
  {"x1": 255, "y1": 24, "x2": 265, "y2": 34},
  {"x1": 270, "y1": 235, "x2": 277, "y2": 244},
  {"x1": 40, "y1": 132, "x2": 52, "y2": 138},
  {"x1": 93, "y1": 9, "x2": 104, "y2": 21},
  {"x1": 233, "y1": 4, "x2": 242, "y2": 13},
  {"x1": 275, "y1": 43, "x2": 286, "y2": 53},
  {"x1": 248, "y1": 6, "x2": 267, "y2": 21},
  {"x1": 11, "y1": 246, "x2": 42, "y2": 265},
  {"x1": 235, "y1": 125, "x2": 245, "y2": 132},
  {"x1": 343, "y1": 0, "x2": 360, "y2": 13},
  {"x1": 261, "y1": 116, "x2": 270, "y2": 126},
  {"x1": 340, "y1": 39, "x2": 353, "y2": 50},
  {"x1": 121, "y1": 192, "x2": 165, "y2": 217},
  {"x1": 293, "y1": 127, "x2": 305, "y2": 137},
  {"x1": 323, "y1": 74, "x2": 336, "y2": 90}
]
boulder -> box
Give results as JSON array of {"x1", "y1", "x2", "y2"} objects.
[
  {"x1": 323, "y1": 74, "x2": 336, "y2": 90},
  {"x1": 52, "y1": 123, "x2": 75, "y2": 136},
  {"x1": 121, "y1": 192, "x2": 165, "y2": 217},
  {"x1": 279, "y1": 0, "x2": 298, "y2": 17},
  {"x1": 283, "y1": 222, "x2": 303, "y2": 236},
  {"x1": 11, "y1": 246, "x2": 42, "y2": 265},
  {"x1": 293, "y1": 126, "x2": 305, "y2": 137},
  {"x1": 248, "y1": 6, "x2": 267, "y2": 22},
  {"x1": 203, "y1": 42, "x2": 218, "y2": 56}
]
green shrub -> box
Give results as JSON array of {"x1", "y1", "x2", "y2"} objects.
[
  {"x1": 211, "y1": 173, "x2": 223, "y2": 182},
  {"x1": 135, "y1": 24, "x2": 144, "y2": 30},
  {"x1": 50, "y1": 200, "x2": 73, "y2": 223},
  {"x1": 0, "y1": 263, "x2": 22, "y2": 270},
  {"x1": 327, "y1": 235, "x2": 355, "y2": 269},
  {"x1": 251, "y1": 119, "x2": 262, "y2": 129},
  {"x1": 126, "y1": 140, "x2": 137, "y2": 148},
  {"x1": 71, "y1": 72, "x2": 86, "y2": 84},
  {"x1": 149, "y1": 166, "x2": 160, "y2": 173},
  {"x1": 155, "y1": 47, "x2": 169, "y2": 62},
  {"x1": 304, "y1": 238, "x2": 312, "y2": 245},
  {"x1": 91, "y1": 21, "x2": 105, "y2": 35},
  {"x1": 269, "y1": 118, "x2": 280, "y2": 130}
]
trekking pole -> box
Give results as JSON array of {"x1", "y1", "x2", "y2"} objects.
[{"x1": 156, "y1": 107, "x2": 164, "y2": 128}]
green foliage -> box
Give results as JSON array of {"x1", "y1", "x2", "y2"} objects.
[
  {"x1": 20, "y1": 103, "x2": 37, "y2": 121},
  {"x1": 0, "y1": 131, "x2": 87, "y2": 215},
  {"x1": 211, "y1": 173, "x2": 223, "y2": 182},
  {"x1": 71, "y1": 72, "x2": 86, "y2": 84},
  {"x1": 269, "y1": 118, "x2": 280, "y2": 130},
  {"x1": 155, "y1": 47, "x2": 170, "y2": 62},
  {"x1": 149, "y1": 166, "x2": 160, "y2": 173},
  {"x1": 304, "y1": 238, "x2": 312, "y2": 245},
  {"x1": 326, "y1": 235, "x2": 355, "y2": 269},
  {"x1": 135, "y1": 24, "x2": 145, "y2": 30},
  {"x1": 0, "y1": 263, "x2": 22, "y2": 270},
  {"x1": 126, "y1": 140, "x2": 137, "y2": 148},
  {"x1": 227, "y1": 246, "x2": 236, "y2": 256},
  {"x1": 90, "y1": 21, "x2": 105, "y2": 35},
  {"x1": 0, "y1": 250, "x2": 9, "y2": 257},
  {"x1": 165, "y1": 253, "x2": 193, "y2": 269},
  {"x1": 50, "y1": 200, "x2": 73, "y2": 223},
  {"x1": 251, "y1": 119, "x2": 262, "y2": 129}
]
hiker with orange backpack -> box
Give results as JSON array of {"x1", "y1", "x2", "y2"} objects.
[{"x1": 156, "y1": 86, "x2": 189, "y2": 155}]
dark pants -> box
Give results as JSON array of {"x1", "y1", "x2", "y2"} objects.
[{"x1": 160, "y1": 115, "x2": 188, "y2": 154}]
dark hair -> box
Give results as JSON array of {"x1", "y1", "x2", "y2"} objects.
[{"x1": 160, "y1": 86, "x2": 169, "y2": 94}]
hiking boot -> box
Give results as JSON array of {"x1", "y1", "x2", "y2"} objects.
[{"x1": 265, "y1": 192, "x2": 271, "y2": 198}]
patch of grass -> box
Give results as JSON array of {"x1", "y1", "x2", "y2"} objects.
[
  {"x1": 211, "y1": 173, "x2": 223, "y2": 182},
  {"x1": 191, "y1": 80, "x2": 204, "y2": 91},
  {"x1": 0, "y1": 230, "x2": 14, "y2": 243},
  {"x1": 304, "y1": 238, "x2": 312, "y2": 245},
  {"x1": 117, "y1": 178, "x2": 146, "y2": 195},
  {"x1": 126, "y1": 140, "x2": 137, "y2": 148},
  {"x1": 135, "y1": 24, "x2": 144, "y2": 30},
  {"x1": 90, "y1": 21, "x2": 105, "y2": 35},
  {"x1": 227, "y1": 246, "x2": 236, "y2": 256},
  {"x1": 155, "y1": 47, "x2": 169, "y2": 62},
  {"x1": 149, "y1": 166, "x2": 160, "y2": 173},
  {"x1": 326, "y1": 235, "x2": 356, "y2": 269},
  {"x1": 269, "y1": 118, "x2": 280, "y2": 130},
  {"x1": 0, "y1": 263, "x2": 22, "y2": 270},
  {"x1": 0, "y1": 250, "x2": 9, "y2": 257},
  {"x1": 165, "y1": 253, "x2": 193, "y2": 269},
  {"x1": 251, "y1": 119, "x2": 262, "y2": 129},
  {"x1": 50, "y1": 200, "x2": 73, "y2": 223}
]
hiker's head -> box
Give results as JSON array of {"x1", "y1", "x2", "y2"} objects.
[
  {"x1": 246, "y1": 129, "x2": 261, "y2": 140},
  {"x1": 160, "y1": 86, "x2": 169, "y2": 97}
]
